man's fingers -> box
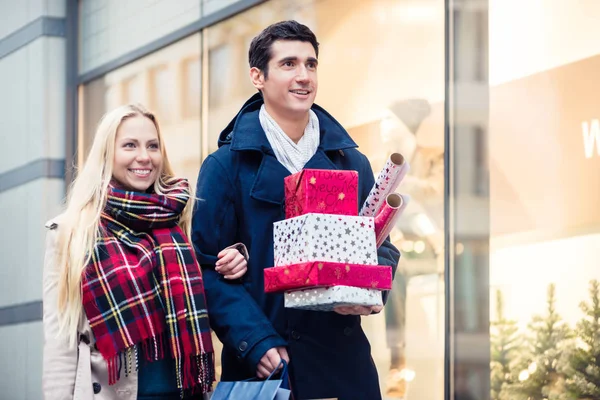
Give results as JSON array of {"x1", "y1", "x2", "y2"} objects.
[
  {"x1": 334, "y1": 305, "x2": 374, "y2": 315},
  {"x1": 334, "y1": 306, "x2": 351, "y2": 315},
  {"x1": 256, "y1": 365, "x2": 270, "y2": 379},
  {"x1": 371, "y1": 305, "x2": 383, "y2": 313},
  {"x1": 356, "y1": 306, "x2": 373, "y2": 315},
  {"x1": 263, "y1": 348, "x2": 280, "y2": 371},
  {"x1": 278, "y1": 347, "x2": 290, "y2": 363},
  {"x1": 266, "y1": 348, "x2": 282, "y2": 370}
]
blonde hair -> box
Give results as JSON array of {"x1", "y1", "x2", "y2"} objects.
[{"x1": 56, "y1": 104, "x2": 195, "y2": 346}]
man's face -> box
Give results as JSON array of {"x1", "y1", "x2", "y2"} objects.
[{"x1": 254, "y1": 40, "x2": 318, "y2": 119}]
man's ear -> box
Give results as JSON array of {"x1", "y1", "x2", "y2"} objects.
[{"x1": 250, "y1": 67, "x2": 264, "y2": 90}]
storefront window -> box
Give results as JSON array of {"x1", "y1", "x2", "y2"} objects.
[
  {"x1": 79, "y1": 33, "x2": 202, "y2": 188},
  {"x1": 487, "y1": 1, "x2": 600, "y2": 399},
  {"x1": 206, "y1": 1, "x2": 445, "y2": 398}
]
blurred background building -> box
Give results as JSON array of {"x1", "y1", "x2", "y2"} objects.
[{"x1": 1, "y1": 0, "x2": 599, "y2": 399}]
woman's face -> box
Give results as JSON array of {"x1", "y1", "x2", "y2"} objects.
[{"x1": 112, "y1": 115, "x2": 163, "y2": 192}]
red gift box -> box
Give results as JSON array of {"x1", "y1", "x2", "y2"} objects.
[
  {"x1": 284, "y1": 169, "x2": 359, "y2": 218},
  {"x1": 264, "y1": 261, "x2": 392, "y2": 293}
]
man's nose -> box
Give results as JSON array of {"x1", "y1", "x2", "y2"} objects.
[{"x1": 296, "y1": 65, "x2": 309, "y2": 81}]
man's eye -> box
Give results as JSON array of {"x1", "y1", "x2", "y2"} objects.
[
  {"x1": 307, "y1": 63, "x2": 317, "y2": 69},
  {"x1": 284, "y1": 61, "x2": 294, "y2": 67}
]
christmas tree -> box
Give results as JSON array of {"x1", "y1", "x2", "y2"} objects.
[
  {"x1": 491, "y1": 289, "x2": 523, "y2": 400},
  {"x1": 566, "y1": 279, "x2": 600, "y2": 399},
  {"x1": 512, "y1": 283, "x2": 573, "y2": 400}
]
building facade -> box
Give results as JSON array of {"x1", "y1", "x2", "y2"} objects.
[{"x1": 1, "y1": 0, "x2": 599, "y2": 399}]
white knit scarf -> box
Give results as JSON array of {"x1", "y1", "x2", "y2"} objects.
[{"x1": 259, "y1": 105, "x2": 320, "y2": 173}]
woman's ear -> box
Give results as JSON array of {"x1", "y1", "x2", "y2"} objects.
[{"x1": 249, "y1": 67, "x2": 264, "y2": 90}]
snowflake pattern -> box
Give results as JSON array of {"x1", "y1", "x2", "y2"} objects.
[{"x1": 273, "y1": 213, "x2": 378, "y2": 266}]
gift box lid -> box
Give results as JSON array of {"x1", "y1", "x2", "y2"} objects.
[{"x1": 264, "y1": 261, "x2": 392, "y2": 293}]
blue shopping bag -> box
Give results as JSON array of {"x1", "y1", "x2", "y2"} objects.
[{"x1": 211, "y1": 360, "x2": 291, "y2": 400}]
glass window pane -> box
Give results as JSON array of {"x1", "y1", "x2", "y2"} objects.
[
  {"x1": 79, "y1": 33, "x2": 202, "y2": 188},
  {"x1": 206, "y1": 1, "x2": 445, "y2": 398},
  {"x1": 487, "y1": 1, "x2": 600, "y2": 400},
  {"x1": 453, "y1": 1, "x2": 600, "y2": 399},
  {"x1": 183, "y1": 57, "x2": 201, "y2": 119}
]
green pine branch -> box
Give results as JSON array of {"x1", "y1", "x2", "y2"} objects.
[
  {"x1": 566, "y1": 280, "x2": 600, "y2": 399},
  {"x1": 491, "y1": 289, "x2": 524, "y2": 400},
  {"x1": 510, "y1": 284, "x2": 573, "y2": 400}
]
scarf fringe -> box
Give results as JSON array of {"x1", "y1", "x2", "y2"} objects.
[
  {"x1": 105, "y1": 334, "x2": 215, "y2": 396},
  {"x1": 180, "y1": 352, "x2": 215, "y2": 397}
]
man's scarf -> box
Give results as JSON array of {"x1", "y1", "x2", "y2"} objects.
[
  {"x1": 81, "y1": 180, "x2": 214, "y2": 395},
  {"x1": 259, "y1": 104, "x2": 320, "y2": 173}
]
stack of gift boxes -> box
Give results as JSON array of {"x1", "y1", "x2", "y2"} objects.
[{"x1": 264, "y1": 153, "x2": 410, "y2": 312}]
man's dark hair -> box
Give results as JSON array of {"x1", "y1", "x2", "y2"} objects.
[{"x1": 249, "y1": 20, "x2": 319, "y2": 79}]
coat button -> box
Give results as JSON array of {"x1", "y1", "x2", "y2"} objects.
[
  {"x1": 92, "y1": 382, "x2": 101, "y2": 394},
  {"x1": 343, "y1": 327, "x2": 353, "y2": 336},
  {"x1": 80, "y1": 334, "x2": 90, "y2": 345},
  {"x1": 238, "y1": 341, "x2": 248, "y2": 352},
  {"x1": 291, "y1": 330, "x2": 301, "y2": 340}
]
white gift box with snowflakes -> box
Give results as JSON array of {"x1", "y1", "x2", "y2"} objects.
[
  {"x1": 273, "y1": 213, "x2": 378, "y2": 267},
  {"x1": 284, "y1": 285, "x2": 383, "y2": 311}
]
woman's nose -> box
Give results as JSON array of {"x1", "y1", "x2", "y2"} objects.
[{"x1": 136, "y1": 148, "x2": 150, "y2": 162}]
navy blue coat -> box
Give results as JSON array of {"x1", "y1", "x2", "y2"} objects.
[{"x1": 192, "y1": 94, "x2": 400, "y2": 400}]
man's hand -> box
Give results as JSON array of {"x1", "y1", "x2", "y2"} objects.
[
  {"x1": 256, "y1": 346, "x2": 289, "y2": 379},
  {"x1": 216, "y1": 248, "x2": 247, "y2": 280},
  {"x1": 334, "y1": 305, "x2": 383, "y2": 315}
]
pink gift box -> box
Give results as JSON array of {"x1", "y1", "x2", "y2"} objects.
[
  {"x1": 264, "y1": 262, "x2": 392, "y2": 293},
  {"x1": 284, "y1": 169, "x2": 359, "y2": 218}
]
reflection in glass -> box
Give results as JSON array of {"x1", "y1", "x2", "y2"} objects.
[
  {"x1": 206, "y1": 1, "x2": 445, "y2": 398},
  {"x1": 488, "y1": 1, "x2": 600, "y2": 399},
  {"x1": 79, "y1": 34, "x2": 202, "y2": 188},
  {"x1": 182, "y1": 57, "x2": 201, "y2": 119},
  {"x1": 149, "y1": 65, "x2": 172, "y2": 123}
]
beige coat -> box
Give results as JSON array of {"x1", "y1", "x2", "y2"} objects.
[
  {"x1": 42, "y1": 217, "x2": 230, "y2": 399},
  {"x1": 42, "y1": 217, "x2": 140, "y2": 400}
]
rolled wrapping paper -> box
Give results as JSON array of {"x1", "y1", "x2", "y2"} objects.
[
  {"x1": 360, "y1": 153, "x2": 410, "y2": 217},
  {"x1": 374, "y1": 193, "x2": 409, "y2": 248}
]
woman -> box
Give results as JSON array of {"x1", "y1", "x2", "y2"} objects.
[{"x1": 43, "y1": 104, "x2": 247, "y2": 399}]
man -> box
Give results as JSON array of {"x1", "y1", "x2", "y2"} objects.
[{"x1": 192, "y1": 20, "x2": 400, "y2": 400}]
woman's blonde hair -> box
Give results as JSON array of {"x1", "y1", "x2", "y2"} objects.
[{"x1": 56, "y1": 104, "x2": 195, "y2": 346}]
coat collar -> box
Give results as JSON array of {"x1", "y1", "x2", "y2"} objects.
[{"x1": 226, "y1": 94, "x2": 358, "y2": 153}]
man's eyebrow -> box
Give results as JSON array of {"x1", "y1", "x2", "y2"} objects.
[
  {"x1": 278, "y1": 56, "x2": 319, "y2": 64},
  {"x1": 278, "y1": 56, "x2": 298, "y2": 64}
]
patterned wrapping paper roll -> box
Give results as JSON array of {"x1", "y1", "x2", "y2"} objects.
[
  {"x1": 360, "y1": 153, "x2": 410, "y2": 217},
  {"x1": 374, "y1": 193, "x2": 409, "y2": 248}
]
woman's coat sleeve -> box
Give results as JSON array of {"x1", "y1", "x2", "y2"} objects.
[{"x1": 42, "y1": 226, "x2": 77, "y2": 400}]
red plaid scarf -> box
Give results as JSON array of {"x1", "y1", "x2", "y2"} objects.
[{"x1": 81, "y1": 180, "x2": 214, "y2": 395}]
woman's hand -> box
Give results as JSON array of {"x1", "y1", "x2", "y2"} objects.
[{"x1": 216, "y1": 246, "x2": 248, "y2": 280}]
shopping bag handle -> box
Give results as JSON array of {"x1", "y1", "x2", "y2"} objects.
[
  {"x1": 256, "y1": 359, "x2": 289, "y2": 397},
  {"x1": 264, "y1": 359, "x2": 288, "y2": 381}
]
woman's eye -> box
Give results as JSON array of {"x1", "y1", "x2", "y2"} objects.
[
  {"x1": 124, "y1": 142, "x2": 135, "y2": 148},
  {"x1": 149, "y1": 143, "x2": 159, "y2": 149}
]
